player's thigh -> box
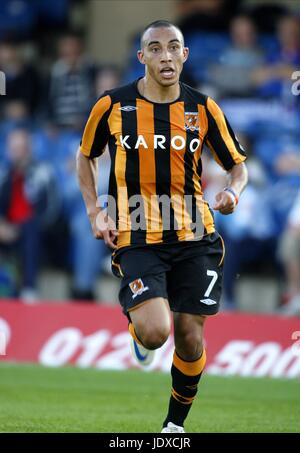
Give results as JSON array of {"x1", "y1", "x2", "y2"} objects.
[
  {"x1": 167, "y1": 241, "x2": 224, "y2": 315},
  {"x1": 129, "y1": 297, "x2": 171, "y2": 338},
  {"x1": 117, "y1": 246, "x2": 170, "y2": 318}
]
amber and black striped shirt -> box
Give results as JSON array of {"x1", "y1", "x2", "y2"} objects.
[{"x1": 80, "y1": 79, "x2": 246, "y2": 250}]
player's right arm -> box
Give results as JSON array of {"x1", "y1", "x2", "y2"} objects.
[{"x1": 76, "y1": 94, "x2": 118, "y2": 249}]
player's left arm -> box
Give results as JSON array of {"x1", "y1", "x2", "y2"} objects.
[
  {"x1": 205, "y1": 96, "x2": 248, "y2": 215},
  {"x1": 213, "y1": 162, "x2": 248, "y2": 215}
]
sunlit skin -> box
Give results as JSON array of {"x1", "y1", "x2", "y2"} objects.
[{"x1": 137, "y1": 26, "x2": 189, "y2": 103}]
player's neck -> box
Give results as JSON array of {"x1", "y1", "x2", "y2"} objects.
[{"x1": 138, "y1": 76, "x2": 180, "y2": 104}]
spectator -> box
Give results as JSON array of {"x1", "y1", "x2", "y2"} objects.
[
  {"x1": 250, "y1": 3, "x2": 290, "y2": 34},
  {"x1": 0, "y1": 99, "x2": 32, "y2": 164},
  {"x1": 0, "y1": 98, "x2": 30, "y2": 131},
  {"x1": 177, "y1": 0, "x2": 243, "y2": 33},
  {"x1": 204, "y1": 135, "x2": 277, "y2": 309},
  {"x1": 255, "y1": 134, "x2": 300, "y2": 236},
  {"x1": 278, "y1": 191, "x2": 300, "y2": 316},
  {"x1": 95, "y1": 65, "x2": 121, "y2": 98},
  {"x1": 209, "y1": 15, "x2": 264, "y2": 97},
  {"x1": 59, "y1": 66, "x2": 121, "y2": 301},
  {"x1": 0, "y1": 39, "x2": 41, "y2": 116},
  {"x1": 0, "y1": 128, "x2": 60, "y2": 302},
  {"x1": 48, "y1": 31, "x2": 97, "y2": 129},
  {"x1": 62, "y1": 148, "x2": 111, "y2": 301},
  {"x1": 252, "y1": 14, "x2": 300, "y2": 99}
]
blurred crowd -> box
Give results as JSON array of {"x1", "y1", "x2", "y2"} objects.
[{"x1": 0, "y1": 0, "x2": 300, "y2": 315}]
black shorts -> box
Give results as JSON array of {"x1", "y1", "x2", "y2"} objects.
[{"x1": 111, "y1": 232, "x2": 225, "y2": 316}]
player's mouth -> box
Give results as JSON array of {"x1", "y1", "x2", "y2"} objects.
[{"x1": 160, "y1": 67, "x2": 175, "y2": 79}]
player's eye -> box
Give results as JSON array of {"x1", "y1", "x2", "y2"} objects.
[{"x1": 151, "y1": 47, "x2": 160, "y2": 53}]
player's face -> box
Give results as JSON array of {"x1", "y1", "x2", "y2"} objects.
[{"x1": 138, "y1": 27, "x2": 189, "y2": 87}]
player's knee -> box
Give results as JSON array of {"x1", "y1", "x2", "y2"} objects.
[
  {"x1": 140, "y1": 324, "x2": 170, "y2": 350},
  {"x1": 176, "y1": 331, "x2": 203, "y2": 361}
]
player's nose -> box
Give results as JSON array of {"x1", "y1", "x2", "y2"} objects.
[{"x1": 160, "y1": 48, "x2": 172, "y2": 62}]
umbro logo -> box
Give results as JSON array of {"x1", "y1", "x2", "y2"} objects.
[
  {"x1": 119, "y1": 106, "x2": 138, "y2": 112},
  {"x1": 200, "y1": 298, "x2": 217, "y2": 305}
]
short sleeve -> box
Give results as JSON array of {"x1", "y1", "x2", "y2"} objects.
[
  {"x1": 205, "y1": 97, "x2": 247, "y2": 171},
  {"x1": 80, "y1": 94, "x2": 112, "y2": 159}
]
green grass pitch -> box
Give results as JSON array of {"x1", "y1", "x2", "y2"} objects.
[{"x1": 0, "y1": 363, "x2": 299, "y2": 433}]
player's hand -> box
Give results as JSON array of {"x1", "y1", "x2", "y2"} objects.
[
  {"x1": 89, "y1": 209, "x2": 119, "y2": 249},
  {"x1": 213, "y1": 191, "x2": 236, "y2": 215}
]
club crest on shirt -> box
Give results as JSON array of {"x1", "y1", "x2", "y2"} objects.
[
  {"x1": 184, "y1": 112, "x2": 200, "y2": 132},
  {"x1": 129, "y1": 278, "x2": 149, "y2": 299}
]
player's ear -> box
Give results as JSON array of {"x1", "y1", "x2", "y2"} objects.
[
  {"x1": 137, "y1": 50, "x2": 146, "y2": 65},
  {"x1": 182, "y1": 47, "x2": 189, "y2": 63}
]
